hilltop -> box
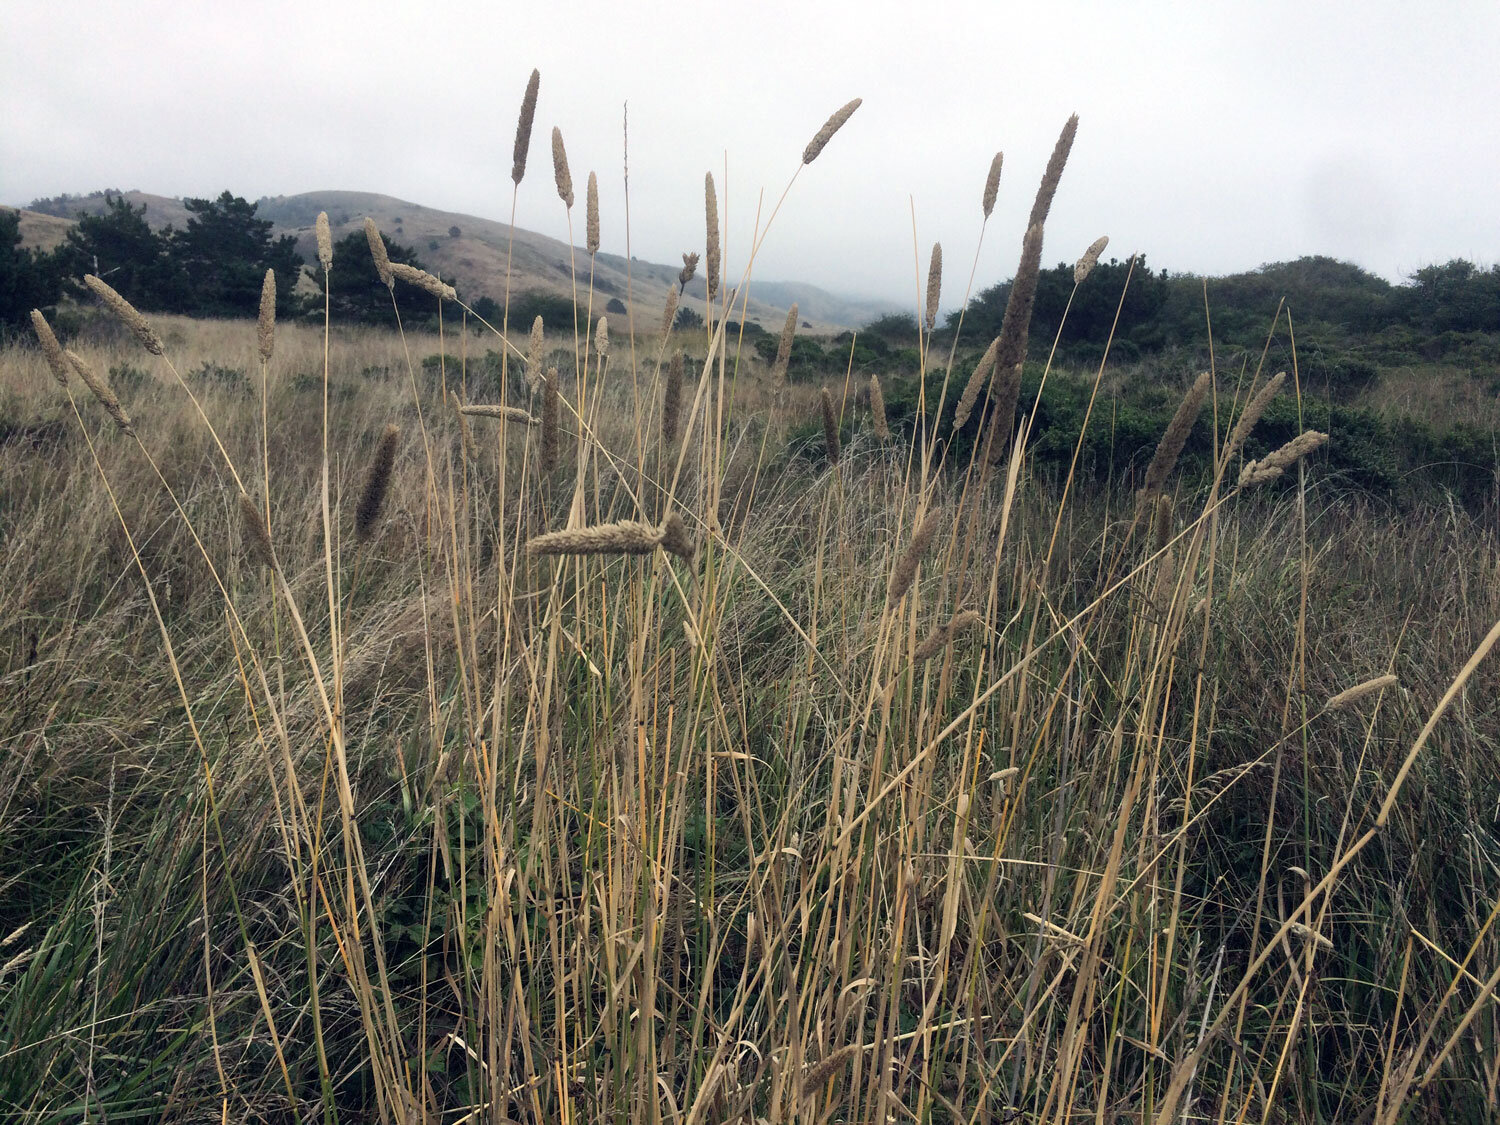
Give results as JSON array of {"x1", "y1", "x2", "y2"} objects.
[{"x1": 13, "y1": 189, "x2": 900, "y2": 332}]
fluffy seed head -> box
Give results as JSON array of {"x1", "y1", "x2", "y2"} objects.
[
  {"x1": 983, "y1": 362, "x2": 1023, "y2": 464},
  {"x1": 663, "y1": 351, "x2": 683, "y2": 442},
  {"x1": 982, "y1": 152, "x2": 1004, "y2": 219},
  {"x1": 679, "y1": 251, "x2": 699, "y2": 290},
  {"x1": 586, "y1": 171, "x2": 600, "y2": 254},
  {"x1": 1074, "y1": 235, "x2": 1109, "y2": 284},
  {"x1": 658, "y1": 511, "x2": 697, "y2": 562},
  {"x1": 924, "y1": 242, "x2": 942, "y2": 332},
  {"x1": 802, "y1": 97, "x2": 862, "y2": 164},
  {"x1": 1141, "y1": 371, "x2": 1211, "y2": 496},
  {"x1": 355, "y1": 424, "x2": 400, "y2": 541},
  {"x1": 390, "y1": 262, "x2": 455, "y2": 301},
  {"x1": 915, "y1": 609, "x2": 983, "y2": 662},
  {"x1": 869, "y1": 374, "x2": 889, "y2": 441},
  {"x1": 315, "y1": 212, "x2": 333, "y2": 271},
  {"x1": 1027, "y1": 113, "x2": 1079, "y2": 231},
  {"x1": 888, "y1": 511, "x2": 941, "y2": 606},
  {"x1": 364, "y1": 219, "x2": 393, "y2": 288},
  {"x1": 819, "y1": 387, "x2": 841, "y2": 463},
  {"x1": 30, "y1": 310, "x2": 69, "y2": 387},
  {"x1": 954, "y1": 337, "x2": 999, "y2": 431},
  {"x1": 64, "y1": 349, "x2": 134, "y2": 434},
  {"x1": 1225, "y1": 371, "x2": 1287, "y2": 461},
  {"x1": 771, "y1": 304, "x2": 798, "y2": 386},
  {"x1": 512, "y1": 69, "x2": 540, "y2": 185},
  {"x1": 1153, "y1": 494, "x2": 1174, "y2": 552},
  {"x1": 541, "y1": 368, "x2": 560, "y2": 471},
  {"x1": 526, "y1": 316, "x2": 545, "y2": 393},
  {"x1": 551, "y1": 126, "x2": 574, "y2": 208},
  {"x1": 661, "y1": 285, "x2": 680, "y2": 335},
  {"x1": 239, "y1": 490, "x2": 275, "y2": 568},
  {"x1": 256, "y1": 269, "x2": 276, "y2": 362},
  {"x1": 595, "y1": 315, "x2": 609, "y2": 357},
  {"x1": 704, "y1": 172, "x2": 720, "y2": 299},
  {"x1": 84, "y1": 274, "x2": 163, "y2": 355},
  {"x1": 527, "y1": 519, "x2": 663, "y2": 558},
  {"x1": 1239, "y1": 430, "x2": 1328, "y2": 488},
  {"x1": 995, "y1": 223, "x2": 1045, "y2": 375},
  {"x1": 460, "y1": 404, "x2": 539, "y2": 425},
  {"x1": 1326, "y1": 673, "x2": 1399, "y2": 711}
]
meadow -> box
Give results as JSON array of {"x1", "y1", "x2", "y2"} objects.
[{"x1": 2, "y1": 93, "x2": 1500, "y2": 1125}]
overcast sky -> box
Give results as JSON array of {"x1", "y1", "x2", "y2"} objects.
[{"x1": 5, "y1": 1, "x2": 1498, "y2": 310}]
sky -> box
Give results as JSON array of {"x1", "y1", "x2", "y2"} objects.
[{"x1": 5, "y1": 0, "x2": 1499, "y2": 312}]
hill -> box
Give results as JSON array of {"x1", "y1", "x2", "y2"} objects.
[{"x1": 14, "y1": 189, "x2": 896, "y2": 332}]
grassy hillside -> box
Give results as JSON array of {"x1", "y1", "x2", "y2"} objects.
[{"x1": 3, "y1": 104, "x2": 1500, "y2": 1125}]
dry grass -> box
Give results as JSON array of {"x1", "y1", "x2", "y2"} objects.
[{"x1": 2, "y1": 91, "x2": 1499, "y2": 1125}]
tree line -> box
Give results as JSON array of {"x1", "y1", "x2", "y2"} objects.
[{"x1": 1, "y1": 191, "x2": 455, "y2": 332}]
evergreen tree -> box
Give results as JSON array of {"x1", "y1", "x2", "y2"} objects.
[
  {"x1": 55, "y1": 193, "x2": 182, "y2": 310},
  {"x1": 170, "y1": 192, "x2": 301, "y2": 318},
  {"x1": 307, "y1": 229, "x2": 433, "y2": 325},
  {"x1": 0, "y1": 209, "x2": 64, "y2": 332}
]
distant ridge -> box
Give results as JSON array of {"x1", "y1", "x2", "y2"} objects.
[{"x1": 13, "y1": 188, "x2": 902, "y2": 332}]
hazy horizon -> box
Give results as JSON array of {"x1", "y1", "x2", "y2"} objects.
[{"x1": 6, "y1": 1, "x2": 1497, "y2": 309}]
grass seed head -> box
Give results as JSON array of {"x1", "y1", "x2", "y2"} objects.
[
  {"x1": 772, "y1": 303, "x2": 798, "y2": 386},
  {"x1": 1027, "y1": 113, "x2": 1079, "y2": 231},
  {"x1": 984, "y1": 362, "x2": 1023, "y2": 464},
  {"x1": 915, "y1": 609, "x2": 983, "y2": 662},
  {"x1": 512, "y1": 68, "x2": 540, "y2": 184},
  {"x1": 30, "y1": 310, "x2": 70, "y2": 387},
  {"x1": 364, "y1": 218, "x2": 394, "y2": 288},
  {"x1": 658, "y1": 511, "x2": 697, "y2": 562},
  {"x1": 888, "y1": 510, "x2": 941, "y2": 606},
  {"x1": 84, "y1": 274, "x2": 163, "y2": 355},
  {"x1": 238, "y1": 490, "x2": 275, "y2": 568},
  {"x1": 551, "y1": 126, "x2": 574, "y2": 208},
  {"x1": 954, "y1": 336, "x2": 999, "y2": 431},
  {"x1": 460, "y1": 404, "x2": 538, "y2": 425},
  {"x1": 586, "y1": 170, "x2": 600, "y2": 254},
  {"x1": 389, "y1": 262, "x2": 455, "y2": 301},
  {"x1": 450, "y1": 390, "x2": 477, "y2": 460},
  {"x1": 1074, "y1": 235, "x2": 1109, "y2": 284},
  {"x1": 526, "y1": 519, "x2": 663, "y2": 558},
  {"x1": 64, "y1": 349, "x2": 134, "y2": 434},
  {"x1": 541, "y1": 367, "x2": 560, "y2": 471},
  {"x1": 1141, "y1": 371, "x2": 1211, "y2": 497},
  {"x1": 1239, "y1": 430, "x2": 1328, "y2": 488},
  {"x1": 526, "y1": 315, "x2": 545, "y2": 393},
  {"x1": 315, "y1": 211, "x2": 333, "y2": 270},
  {"x1": 924, "y1": 242, "x2": 942, "y2": 332},
  {"x1": 982, "y1": 151, "x2": 1004, "y2": 218},
  {"x1": 1226, "y1": 371, "x2": 1287, "y2": 461},
  {"x1": 869, "y1": 374, "x2": 889, "y2": 441},
  {"x1": 595, "y1": 315, "x2": 608, "y2": 357},
  {"x1": 663, "y1": 351, "x2": 683, "y2": 442},
  {"x1": 661, "y1": 285, "x2": 680, "y2": 335},
  {"x1": 355, "y1": 424, "x2": 400, "y2": 541},
  {"x1": 802, "y1": 97, "x2": 862, "y2": 164},
  {"x1": 819, "y1": 387, "x2": 841, "y2": 464},
  {"x1": 256, "y1": 269, "x2": 276, "y2": 362},
  {"x1": 679, "y1": 251, "x2": 699, "y2": 290},
  {"x1": 1326, "y1": 673, "x2": 1400, "y2": 711},
  {"x1": 704, "y1": 172, "x2": 720, "y2": 299}
]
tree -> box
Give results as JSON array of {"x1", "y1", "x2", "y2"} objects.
[
  {"x1": 170, "y1": 192, "x2": 302, "y2": 318},
  {"x1": 306, "y1": 229, "x2": 433, "y2": 325},
  {"x1": 0, "y1": 210, "x2": 64, "y2": 332},
  {"x1": 55, "y1": 193, "x2": 182, "y2": 311}
]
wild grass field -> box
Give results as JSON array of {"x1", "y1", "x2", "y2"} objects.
[{"x1": 3, "y1": 91, "x2": 1500, "y2": 1125}]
